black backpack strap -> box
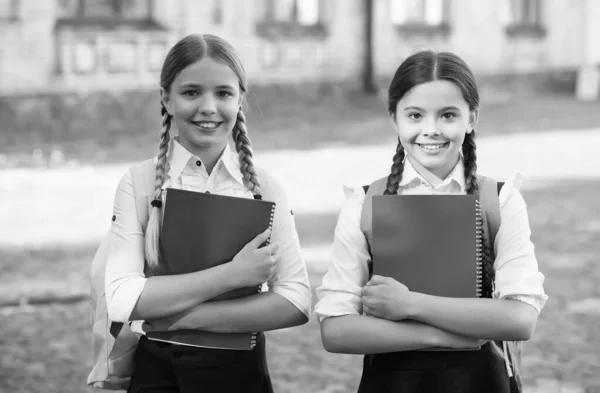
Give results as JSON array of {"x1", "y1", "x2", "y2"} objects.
[{"x1": 497, "y1": 181, "x2": 505, "y2": 195}]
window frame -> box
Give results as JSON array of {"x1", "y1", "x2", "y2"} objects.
[
  {"x1": 255, "y1": 0, "x2": 328, "y2": 39},
  {"x1": 55, "y1": 0, "x2": 165, "y2": 31},
  {"x1": 0, "y1": 0, "x2": 20, "y2": 22},
  {"x1": 505, "y1": 0, "x2": 546, "y2": 38},
  {"x1": 389, "y1": 0, "x2": 452, "y2": 36}
]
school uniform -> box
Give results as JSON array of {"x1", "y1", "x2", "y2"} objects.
[
  {"x1": 314, "y1": 159, "x2": 548, "y2": 393},
  {"x1": 104, "y1": 137, "x2": 312, "y2": 393}
]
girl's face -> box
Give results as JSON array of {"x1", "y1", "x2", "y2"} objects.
[
  {"x1": 393, "y1": 80, "x2": 478, "y2": 180},
  {"x1": 162, "y1": 58, "x2": 241, "y2": 156}
]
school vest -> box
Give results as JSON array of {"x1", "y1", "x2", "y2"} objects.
[
  {"x1": 359, "y1": 175, "x2": 523, "y2": 390},
  {"x1": 87, "y1": 158, "x2": 156, "y2": 390}
]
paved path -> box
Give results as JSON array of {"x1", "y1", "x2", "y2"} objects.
[{"x1": 1, "y1": 128, "x2": 599, "y2": 249}]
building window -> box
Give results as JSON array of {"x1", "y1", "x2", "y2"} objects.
[
  {"x1": 390, "y1": 0, "x2": 450, "y2": 35},
  {"x1": 56, "y1": 0, "x2": 160, "y2": 29},
  {"x1": 506, "y1": 0, "x2": 545, "y2": 38},
  {"x1": 0, "y1": 0, "x2": 20, "y2": 21},
  {"x1": 256, "y1": 0, "x2": 326, "y2": 38}
]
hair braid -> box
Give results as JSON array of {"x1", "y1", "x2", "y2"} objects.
[
  {"x1": 144, "y1": 104, "x2": 172, "y2": 275},
  {"x1": 232, "y1": 109, "x2": 262, "y2": 199},
  {"x1": 463, "y1": 131, "x2": 494, "y2": 296},
  {"x1": 384, "y1": 140, "x2": 405, "y2": 195}
]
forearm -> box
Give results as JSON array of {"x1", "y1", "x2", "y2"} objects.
[
  {"x1": 410, "y1": 293, "x2": 538, "y2": 341},
  {"x1": 320, "y1": 315, "x2": 444, "y2": 354},
  {"x1": 130, "y1": 263, "x2": 239, "y2": 321},
  {"x1": 162, "y1": 291, "x2": 308, "y2": 333}
]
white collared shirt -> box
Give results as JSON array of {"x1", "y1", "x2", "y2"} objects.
[
  {"x1": 105, "y1": 138, "x2": 312, "y2": 324},
  {"x1": 314, "y1": 158, "x2": 548, "y2": 322}
]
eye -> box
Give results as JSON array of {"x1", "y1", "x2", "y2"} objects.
[
  {"x1": 183, "y1": 90, "x2": 199, "y2": 97},
  {"x1": 407, "y1": 112, "x2": 422, "y2": 120},
  {"x1": 442, "y1": 112, "x2": 457, "y2": 120},
  {"x1": 217, "y1": 90, "x2": 233, "y2": 99}
]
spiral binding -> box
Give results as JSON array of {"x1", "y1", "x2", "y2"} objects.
[
  {"x1": 250, "y1": 203, "x2": 276, "y2": 349},
  {"x1": 475, "y1": 199, "x2": 484, "y2": 297}
]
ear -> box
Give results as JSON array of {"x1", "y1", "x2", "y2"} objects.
[
  {"x1": 466, "y1": 108, "x2": 479, "y2": 134},
  {"x1": 160, "y1": 87, "x2": 174, "y2": 116}
]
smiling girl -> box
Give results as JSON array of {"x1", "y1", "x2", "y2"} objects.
[
  {"x1": 314, "y1": 51, "x2": 547, "y2": 393},
  {"x1": 104, "y1": 34, "x2": 311, "y2": 393}
]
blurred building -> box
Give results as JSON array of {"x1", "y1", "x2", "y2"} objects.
[{"x1": 0, "y1": 0, "x2": 599, "y2": 95}]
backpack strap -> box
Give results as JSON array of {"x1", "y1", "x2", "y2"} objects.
[
  {"x1": 359, "y1": 177, "x2": 388, "y2": 277},
  {"x1": 477, "y1": 175, "x2": 503, "y2": 260},
  {"x1": 129, "y1": 158, "x2": 157, "y2": 232}
]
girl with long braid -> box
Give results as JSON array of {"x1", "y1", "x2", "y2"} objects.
[
  {"x1": 314, "y1": 51, "x2": 547, "y2": 393},
  {"x1": 104, "y1": 34, "x2": 311, "y2": 393}
]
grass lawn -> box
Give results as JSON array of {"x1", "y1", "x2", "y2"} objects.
[
  {"x1": 2, "y1": 89, "x2": 600, "y2": 167},
  {"x1": 1, "y1": 179, "x2": 599, "y2": 392}
]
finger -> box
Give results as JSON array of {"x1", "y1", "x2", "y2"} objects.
[
  {"x1": 361, "y1": 286, "x2": 370, "y2": 297},
  {"x1": 261, "y1": 243, "x2": 278, "y2": 255},
  {"x1": 362, "y1": 305, "x2": 371, "y2": 316},
  {"x1": 369, "y1": 275, "x2": 386, "y2": 285},
  {"x1": 244, "y1": 229, "x2": 272, "y2": 251},
  {"x1": 141, "y1": 321, "x2": 153, "y2": 333}
]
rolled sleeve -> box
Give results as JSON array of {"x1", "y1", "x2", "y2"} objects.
[
  {"x1": 260, "y1": 170, "x2": 312, "y2": 319},
  {"x1": 314, "y1": 186, "x2": 370, "y2": 323},
  {"x1": 104, "y1": 170, "x2": 148, "y2": 323},
  {"x1": 493, "y1": 176, "x2": 548, "y2": 313}
]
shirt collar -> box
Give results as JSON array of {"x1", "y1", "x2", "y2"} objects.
[
  {"x1": 167, "y1": 137, "x2": 244, "y2": 186},
  {"x1": 400, "y1": 156, "x2": 466, "y2": 192}
]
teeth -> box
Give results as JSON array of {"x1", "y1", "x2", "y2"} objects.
[
  {"x1": 419, "y1": 144, "x2": 445, "y2": 151},
  {"x1": 195, "y1": 121, "x2": 219, "y2": 128}
]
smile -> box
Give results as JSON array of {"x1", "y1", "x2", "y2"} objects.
[
  {"x1": 191, "y1": 121, "x2": 222, "y2": 130},
  {"x1": 416, "y1": 143, "x2": 449, "y2": 152}
]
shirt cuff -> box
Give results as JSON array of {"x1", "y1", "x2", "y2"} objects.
[
  {"x1": 494, "y1": 269, "x2": 548, "y2": 313},
  {"x1": 271, "y1": 284, "x2": 312, "y2": 319},
  {"x1": 313, "y1": 293, "x2": 362, "y2": 323},
  {"x1": 106, "y1": 276, "x2": 147, "y2": 323},
  {"x1": 504, "y1": 295, "x2": 543, "y2": 314}
]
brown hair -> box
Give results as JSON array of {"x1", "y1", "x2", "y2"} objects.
[
  {"x1": 144, "y1": 34, "x2": 261, "y2": 275},
  {"x1": 384, "y1": 50, "x2": 520, "y2": 377}
]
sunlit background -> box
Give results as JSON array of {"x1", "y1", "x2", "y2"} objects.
[{"x1": 1, "y1": 1, "x2": 600, "y2": 392}]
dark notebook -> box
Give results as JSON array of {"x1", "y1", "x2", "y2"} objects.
[
  {"x1": 146, "y1": 188, "x2": 276, "y2": 350},
  {"x1": 372, "y1": 195, "x2": 483, "y2": 298},
  {"x1": 372, "y1": 195, "x2": 483, "y2": 351}
]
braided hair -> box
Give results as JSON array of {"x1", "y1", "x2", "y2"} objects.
[
  {"x1": 385, "y1": 51, "x2": 520, "y2": 377},
  {"x1": 144, "y1": 34, "x2": 261, "y2": 274}
]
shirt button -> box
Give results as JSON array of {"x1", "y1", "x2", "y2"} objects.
[{"x1": 196, "y1": 160, "x2": 201, "y2": 167}]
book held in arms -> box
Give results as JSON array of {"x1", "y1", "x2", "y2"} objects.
[
  {"x1": 146, "y1": 188, "x2": 276, "y2": 350},
  {"x1": 372, "y1": 195, "x2": 483, "y2": 350}
]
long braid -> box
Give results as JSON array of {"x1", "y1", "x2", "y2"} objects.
[
  {"x1": 144, "y1": 104, "x2": 172, "y2": 275},
  {"x1": 463, "y1": 131, "x2": 494, "y2": 296},
  {"x1": 232, "y1": 109, "x2": 262, "y2": 199},
  {"x1": 383, "y1": 140, "x2": 406, "y2": 195}
]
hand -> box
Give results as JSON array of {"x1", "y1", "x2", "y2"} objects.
[
  {"x1": 361, "y1": 275, "x2": 412, "y2": 321},
  {"x1": 230, "y1": 229, "x2": 279, "y2": 288}
]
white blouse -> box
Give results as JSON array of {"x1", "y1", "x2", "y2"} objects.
[
  {"x1": 314, "y1": 158, "x2": 548, "y2": 322},
  {"x1": 105, "y1": 138, "x2": 312, "y2": 324}
]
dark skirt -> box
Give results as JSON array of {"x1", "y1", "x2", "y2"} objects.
[
  {"x1": 357, "y1": 343, "x2": 511, "y2": 393},
  {"x1": 127, "y1": 333, "x2": 273, "y2": 393}
]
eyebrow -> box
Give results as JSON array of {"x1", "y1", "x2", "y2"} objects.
[
  {"x1": 179, "y1": 83, "x2": 236, "y2": 90},
  {"x1": 403, "y1": 105, "x2": 460, "y2": 112}
]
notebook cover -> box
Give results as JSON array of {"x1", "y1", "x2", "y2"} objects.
[
  {"x1": 372, "y1": 194, "x2": 483, "y2": 351},
  {"x1": 372, "y1": 194, "x2": 482, "y2": 298},
  {"x1": 146, "y1": 188, "x2": 276, "y2": 350}
]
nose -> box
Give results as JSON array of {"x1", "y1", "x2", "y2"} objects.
[
  {"x1": 198, "y1": 94, "x2": 217, "y2": 116},
  {"x1": 422, "y1": 119, "x2": 440, "y2": 136}
]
